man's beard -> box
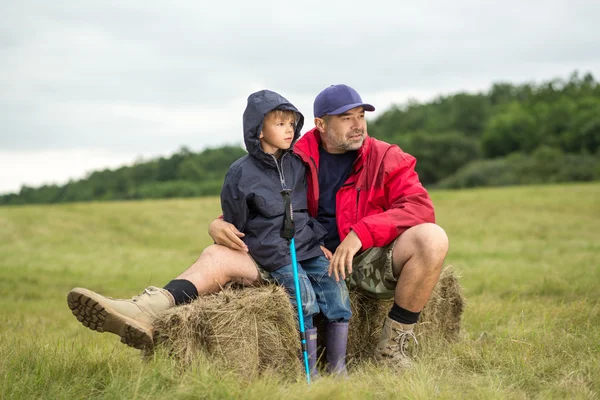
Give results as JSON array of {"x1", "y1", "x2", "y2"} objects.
[
  {"x1": 323, "y1": 127, "x2": 366, "y2": 152},
  {"x1": 341, "y1": 129, "x2": 365, "y2": 150}
]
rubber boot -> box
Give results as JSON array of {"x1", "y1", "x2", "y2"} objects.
[
  {"x1": 67, "y1": 286, "x2": 175, "y2": 350},
  {"x1": 326, "y1": 321, "x2": 349, "y2": 375},
  {"x1": 305, "y1": 327, "x2": 319, "y2": 378}
]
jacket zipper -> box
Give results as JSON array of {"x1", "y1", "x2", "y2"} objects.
[
  {"x1": 270, "y1": 152, "x2": 288, "y2": 190},
  {"x1": 356, "y1": 187, "x2": 361, "y2": 221}
]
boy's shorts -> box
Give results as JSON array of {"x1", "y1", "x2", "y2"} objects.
[{"x1": 255, "y1": 239, "x2": 398, "y2": 300}]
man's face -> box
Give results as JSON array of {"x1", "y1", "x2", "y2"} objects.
[{"x1": 317, "y1": 107, "x2": 367, "y2": 154}]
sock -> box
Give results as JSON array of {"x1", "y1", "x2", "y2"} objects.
[
  {"x1": 388, "y1": 302, "x2": 420, "y2": 325},
  {"x1": 163, "y1": 279, "x2": 198, "y2": 305}
]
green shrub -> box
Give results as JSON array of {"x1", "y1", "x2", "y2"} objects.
[
  {"x1": 437, "y1": 147, "x2": 600, "y2": 188},
  {"x1": 393, "y1": 131, "x2": 482, "y2": 184}
]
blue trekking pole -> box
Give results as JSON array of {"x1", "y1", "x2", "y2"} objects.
[{"x1": 280, "y1": 189, "x2": 311, "y2": 384}]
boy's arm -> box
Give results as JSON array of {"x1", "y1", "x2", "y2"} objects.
[
  {"x1": 220, "y1": 168, "x2": 249, "y2": 235},
  {"x1": 208, "y1": 218, "x2": 248, "y2": 252},
  {"x1": 300, "y1": 163, "x2": 328, "y2": 245},
  {"x1": 308, "y1": 217, "x2": 328, "y2": 245}
]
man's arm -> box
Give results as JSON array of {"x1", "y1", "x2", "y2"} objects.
[
  {"x1": 328, "y1": 230, "x2": 362, "y2": 281},
  {"x1": 351, "y1": 151, "x2": 435, "y2": 251},
  {"x1": 330, "y1": 149, "x2": 434, "y2": 281}
]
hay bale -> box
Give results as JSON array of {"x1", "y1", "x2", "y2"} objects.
[
  {"x1": 346, "y1": 266, "x2": 464, "y2": 362},
  {"x1": 153, "y1": 284, "x2": 301, "y2": 378},
  {"x1": 153, "y1": 266, "x2": 463, "y2": 375}
]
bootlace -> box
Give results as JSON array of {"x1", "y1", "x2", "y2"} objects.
[
  {"x1": 131, "y1": 286, "x2": 159, "y2": 302},
  {"x1": 392, "y1": 327, "x2": 419, "y2": 358}
]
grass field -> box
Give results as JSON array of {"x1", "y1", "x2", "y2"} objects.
[{"x1": 1, "y1": 183, "x2": 599, "y2": 399}]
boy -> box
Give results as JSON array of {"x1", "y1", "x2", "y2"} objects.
[{"x1": 220, "y1": 89, "x2": 352, "y2": 375}]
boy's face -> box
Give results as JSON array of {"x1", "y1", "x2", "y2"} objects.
[
  {"x1": 259, "y1": 111, "x2": 296, "y2": 155},
  {"x1": 315, "y1": 106, "x2": 367, "y2": 154}
]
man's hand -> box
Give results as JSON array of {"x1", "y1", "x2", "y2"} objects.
[
  {"x1": 328, "y1": 230, "x2": 362, "y2": 282},
  {"x1": 320, "y1": 245, "x2": 333, "y2": 260},
  {"x1": 208, "y1": 218, "x2": 248, "y2": 252}
]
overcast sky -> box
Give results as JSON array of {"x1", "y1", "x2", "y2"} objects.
[{"x1": 1, "y1": 0, "x2": 599, "y2": 194}]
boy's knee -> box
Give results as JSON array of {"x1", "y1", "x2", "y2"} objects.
[{"x1": 299, "y1": 276, "x2": 319, "y2": 316}]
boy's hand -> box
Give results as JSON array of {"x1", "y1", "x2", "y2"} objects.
[
  {"x1": 320, "y1": 245, "x2": 333, "y2": 260},
  {"x1": 208, "y1": 218, "x2": 248, "y2": 252},
  {"x1": 328, "y1": 231, "x2": 362, "y2": 282}
]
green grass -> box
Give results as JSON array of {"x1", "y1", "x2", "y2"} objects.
[{"x1": 1, "y1": 183, "x2": 599, "y2": 399}]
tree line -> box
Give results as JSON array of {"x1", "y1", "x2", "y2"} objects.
[
  {"x1": 2, "y1": 71, "x2": 599, "y2": 205},
  {"x1": 0, "y1": 146, "x2": 246, "y2": 205},
  {"x1": 369, "y1": 71, "x2": 599, "y2": 188}
]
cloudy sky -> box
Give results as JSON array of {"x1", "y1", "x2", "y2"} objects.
[{"x1": 1, "y1": 0, "x2": 599, "y2": 194}]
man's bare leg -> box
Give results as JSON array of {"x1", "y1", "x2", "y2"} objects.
[
  {"x1": 375, "y1": 223, "x2": 448, "y2": 366},
  {"x1": 67, "y1": 244, "x2": 259, "y2": 350},
  {"x1": 176, "y1": 244, "x2": 260, "y2": 293},
  {"x1": 391, "y1": 223, "x2": 449, "y2": 311}
]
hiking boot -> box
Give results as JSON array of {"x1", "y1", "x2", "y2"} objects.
[
  {"x1": 67, "y1": 286, "x2": 175, "y2": 350},
  {"x1": 374, "y1": 316, "x2": 418, "y2": 370}
]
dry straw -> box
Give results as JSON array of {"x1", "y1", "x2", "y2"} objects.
[
  {"x1": 346, "y1": 266, "x2": 464, "y2": 361},
  {"x1": 152, "y1": 266, "x2": 463, "y2": 378}
]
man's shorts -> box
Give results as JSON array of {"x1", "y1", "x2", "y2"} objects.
[
  {"x1": 346, "y1": 239, "x2": 397, "y2": 299},
  {"x1": 255, "y1": 239, "x2": 398, "y2": 300}
]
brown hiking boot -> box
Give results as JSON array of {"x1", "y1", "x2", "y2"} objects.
[
  {"x1": 374, "y1": 316, "x2": 418, "y2": 370},
  {"x1": 67, "y1": 286, "x2": 175, "y2": 350}
]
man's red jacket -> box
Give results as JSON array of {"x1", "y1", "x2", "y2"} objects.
[{"x1": 294, "y1": 128, "x2": 436, "y2": 251}]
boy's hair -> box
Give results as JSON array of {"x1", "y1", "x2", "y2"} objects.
[{"x1": 264, "y1": 109, "x2": 298, "y2": 124}]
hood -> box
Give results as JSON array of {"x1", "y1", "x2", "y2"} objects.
[{"x1": 242, "y1": 90, "x2": 304, "y2": 160}]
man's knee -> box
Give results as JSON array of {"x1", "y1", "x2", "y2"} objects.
[
  {"x1": 199, "y1": 244, "x2": 226, "y2": 261},
  {"x1": 412, "y1": 223, "x2": 449, "y2": 259},
  {"x1": 197, "y1": 244, "x2": 258, "y2": 276},
  {"x1": 199, "y1": 244, "x2": 249, "y2": 266},
  {"x1": 393, "y1": 223, "x2": 448, "y2": 270}
]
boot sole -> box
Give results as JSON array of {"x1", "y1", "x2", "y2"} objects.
[{"x1": 67, "y1": 288, "x2": 154, "y2": 351}]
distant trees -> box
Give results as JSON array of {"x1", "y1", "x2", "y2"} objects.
[
  {"x1": 0, "y1": 146, "x2": 246, "y2": 205},
  {"x1": 437, "y1": 146, "x2": 599, "y2": 189},
  {"x1": 369, "y1": 71, "x2": 600, "y2": 188},
  {"x1": 393, "y1": 132, "x2": 482, "y2": 184},
  {"x1": 2, "y1": 71, "x2": 599, "y2": 205}
]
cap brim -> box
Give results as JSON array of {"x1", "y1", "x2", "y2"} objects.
[{"x1": 327, "y1": 102, "x2": 375, "y2": 116}]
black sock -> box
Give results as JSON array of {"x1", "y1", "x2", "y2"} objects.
[
  {"x1": 163, "y1": 279, "x2": 198, "y2": 305},
  {"x1": 388, "y1": 302, "x2": 420, "y2": 325}
]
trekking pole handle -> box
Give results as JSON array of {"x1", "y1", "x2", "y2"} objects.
[{"x1": 280, "y1": 189, "x2": 295, "y2": 240}]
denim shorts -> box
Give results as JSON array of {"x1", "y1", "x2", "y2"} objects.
[{"x1": 263, "y1": 255, "x2": 352, "y2": 329}]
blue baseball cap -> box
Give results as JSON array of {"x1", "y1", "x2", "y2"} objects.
[{"x1": 313, "y1": 84, "x2": 375, "y2": 118}]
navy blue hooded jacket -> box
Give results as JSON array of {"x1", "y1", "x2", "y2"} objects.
[{"x1": 220, "y1": 90, "x2": 326, "y2": 272}]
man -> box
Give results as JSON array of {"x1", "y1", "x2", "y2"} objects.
[{"x1": 68, "y1": 84, "x2": 448, "y2": 369}]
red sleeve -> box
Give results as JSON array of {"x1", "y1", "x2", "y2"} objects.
[{"x1": 351, "y1": 151, "x2": 435, "y2": 250}]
